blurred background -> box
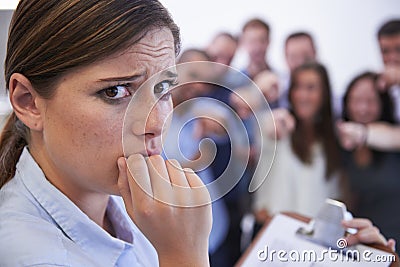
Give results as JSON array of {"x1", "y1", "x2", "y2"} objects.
[{"x1": 159, "y1": 0, "x2": 399, "y2": 96}]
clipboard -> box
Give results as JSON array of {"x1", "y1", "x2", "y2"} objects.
[{"x1": 236, "y1": 200, "x2": 399, "y2": 267}]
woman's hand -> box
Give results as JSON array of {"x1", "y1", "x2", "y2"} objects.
[
  {"x1": 254, "y1": 70, "x2": 280, "y2": 103},
  {"x1": 117, "y1": 154, "x2": 212, "y2": 267},
  {"x1": 342, "y1": 218, "x2": 396, "y2": 252},
  {"x1": 263, "y1": 108, "x2": 295, "y2": 140},
  {"x1": 336, "y1": 121, "x2": 368, "y2": 150},
  {"x1": 377, "y1": 65, "x2": 400, "y2": 90}
]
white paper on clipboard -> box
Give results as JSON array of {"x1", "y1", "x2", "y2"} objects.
[{"x1": 239, "y1": 214, "x2": 394, "y2": 267}]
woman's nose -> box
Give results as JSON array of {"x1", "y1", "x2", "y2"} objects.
[
  {"x1": 355, "y1": 101, "x2": 369, "y2": 115},
  {"x1": 296, "y1": 87, "x2": 309, "y2": 99},
  {"x1": 144, "y1": 99, "x2": 172, "y2": 137}
]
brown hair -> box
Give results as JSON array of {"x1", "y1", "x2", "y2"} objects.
[
  {"x1": 288, "y1": 62, "x2": 339, "y2": 178},
  {"x1": 342, "y1": 71, "x2": 395, "y2": 124},
  {"x1": 242, "y1": 18, "x2": 270, "y2": 36},
  {"x1": 0, "y1": 0, "x2": 180, "y2": 188},
  {"x1": 342, "y1": 71, "x2": 395, "y2": 166},
  {"x1": 178, "y1": 48, "x2": 211, "y2": 63},
  {"x1": 285, "y1": 31, "x2": 316, "y2": 52},
  {"x1": 377, "y1": 19, "x2": 400, "y2": 39},
  {"x1": 213, "y1": 32, "x2": 238, "y2": 44}
]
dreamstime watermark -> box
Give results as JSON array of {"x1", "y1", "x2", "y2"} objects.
[{"x1": 257, "y1": 238, "x2": 395, "y2": 263}]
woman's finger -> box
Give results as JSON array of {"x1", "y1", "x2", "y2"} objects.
[
  {"x1": 183, "y1": 168, "x2": 211, "y2": 207},
  {"x1": 342, "y1": 218, "x2": 373, "y2": 229},
  {"x1": 184, "y1": 168, "x2": 204, "y2": 188},
  {"x1": 166, "y1": 159, "x2": 190, "y2": 188},
  {"x1": 125, "y1": 154, "x2": 153, "y2": 203},
  {"x1": 388, "y1": 239, "x2": 396, "y2": 252},
  {"x1": 357, "y1": 226, "x2": 386, "y2": 245},
  {"x1": 342, "y1": 218, "x2": 389, "y2": 247},
  {"x1": 117, "y1": 157, "x2": 134, "y2": 217},
  {"x1": 166, "y1": 159, "x2": 191, "y2": 206},
  {"x1": 147, "y1": 155, "x2": 173, "y2": 204},
  {"x1": 345, "y1": 226, "x2": 387, "y2": 247}
]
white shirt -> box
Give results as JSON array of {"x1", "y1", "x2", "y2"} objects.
[
  {"x1": 0, "y1": 148, "x2": 158, "y2": 267},
  {"x1": 253, "y1": 136, "x2": 341, "y2": 218}
]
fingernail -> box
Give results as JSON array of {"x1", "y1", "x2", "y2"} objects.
[
  {"x1": 117, "y1": 157, "x2": 126, "y2": 171},
  {"x1": 183, "y1": 168, "x2": 195, "y2": 174}
]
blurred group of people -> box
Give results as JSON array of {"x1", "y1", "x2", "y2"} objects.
[{"x1": 163, "y1": 17, "x2": 400, "y2": 266}]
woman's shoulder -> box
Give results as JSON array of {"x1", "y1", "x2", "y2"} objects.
[
  {"x1": 0, "y1": 176, "x2": 69, "y2": 266},
  {"x1": 0, "y1": 191, "x2": 99, "y2": 267},
  {"x1": 0, "y1": 210, "x2": 69, "y2": 266},
  {"x1": 0, "y1": 173, "x2": 51, "y2": 219}
]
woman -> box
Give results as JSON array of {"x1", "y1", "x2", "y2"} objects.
[
  {"x1": 341, "y1": 71, "x2": 400, "y2": 253},
  {"x1": 0, "y1": 1, "x2": 211, "y2": 266},
  {"x1": 0, "y1": 1, "x2": 394, "y2": 266},
  {"x1": 253, "y1": 62, "x2": 341, "y2": 219},
  {"x1": 253, "y1": 63, "x2": 397, "y2": 251}
]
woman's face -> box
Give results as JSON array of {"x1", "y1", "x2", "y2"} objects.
[
  {"x1": 38, "y1": 28, "x2": 176, "y2": 195},
  {"x1": 347, "y1": 77, "x2": 381, "y2": 124},
  {"x1": 291, "y1": 69, "x2": 324, "y2": 122}
]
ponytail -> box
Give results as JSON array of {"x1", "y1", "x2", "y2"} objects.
[{"x1": 0, "y1": 112, "x2": 29, "y2": 188}]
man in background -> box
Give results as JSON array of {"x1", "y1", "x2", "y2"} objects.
[
  {"x1": 280, "y1": 32, "x2": 317, "y2": 108},
  {"x1": 240, "y1": 18, "x2": 272, "y2": 79},
  {"x1": 377, "y1": 19, "x2": 400, "y2": 121},
  {"x1": 206, "y1": 32, "x2": 238, "y2": 67}
]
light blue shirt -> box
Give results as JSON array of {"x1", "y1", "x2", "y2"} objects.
[{"x1": 0, "y1": 148, "x2": 159, "y2": 267}]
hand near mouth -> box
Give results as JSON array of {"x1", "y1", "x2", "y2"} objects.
[{"x1": 117, "y1": 154, "x2": 212, "y2": 267}]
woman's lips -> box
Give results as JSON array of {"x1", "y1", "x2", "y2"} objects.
[{"x1": 146, "y1": 148, "x2": 161, "y2": 157}]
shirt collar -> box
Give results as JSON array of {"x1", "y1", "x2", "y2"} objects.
[{"x1": 16, "y1": 148, "x2": 134, "y2": 266}]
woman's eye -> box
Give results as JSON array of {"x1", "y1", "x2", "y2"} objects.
[
  {"x1": 154, "y1": 80, "x2": 173, "y2": 95},
  {"x1": 154, "y1": 80, "x2": 177, "y2": 101},
  {"x1": 101, "y1": 85, "x2": 131, "y2": 100}
]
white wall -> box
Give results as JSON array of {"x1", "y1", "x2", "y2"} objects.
[
  {"x1": 0, "y1": 10, "x2": 13, "y2": 117},
  {"x1": 0, "y1": 0, "x2": 17, "y2": 9}
]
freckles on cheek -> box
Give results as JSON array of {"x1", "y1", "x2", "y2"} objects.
[
  {"x1": 70, "y1": 115, "x2": 122, "y2": 151},
  {"x1": 100, "y1": 118, "x2": 125, "y2": 153},
  {"x1": 68, "y1": 116, "x2": 95, "y2": 148}
]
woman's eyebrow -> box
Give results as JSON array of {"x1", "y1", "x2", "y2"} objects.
[
  {"x1": 164, "y1": 70, "x2": 178, "y2": 79},
  {"x1": 97, "y1": 70, "x2": 177, "y2": 83},
  {"x1": 98, "y1": 72, "x2": 146, "y2": 82}
]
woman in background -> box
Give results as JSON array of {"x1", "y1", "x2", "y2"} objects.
[
  {"x1": 341, "y1": 71, "x2": 400, "y2": 253},
  {"x1": 253, "y1": 63, "x2": 396, "y2": 252},
  {"x1": 253, "y1": 62, "x2": 341, "y2": 220}
]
